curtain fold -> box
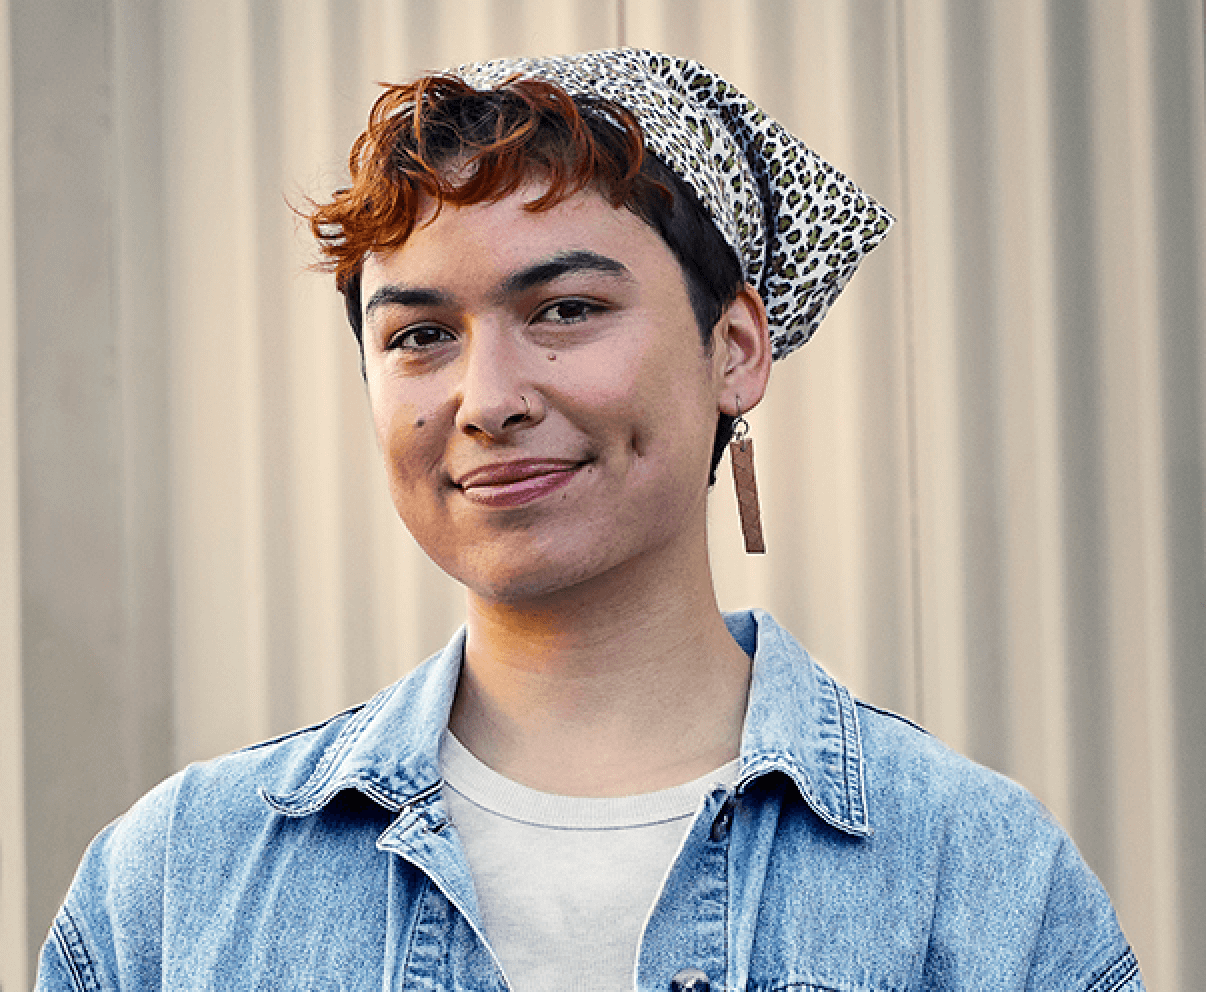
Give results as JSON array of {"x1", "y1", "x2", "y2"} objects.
[{"x1": 3, "y1": 1, "x2": 1202, "y2": 987}]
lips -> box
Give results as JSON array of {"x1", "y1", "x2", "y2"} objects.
[{"x1": 455, "y1": 458, "x2": 584, "y2": 507}]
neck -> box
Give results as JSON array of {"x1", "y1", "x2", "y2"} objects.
[{"x1": 449, "y1": 536, "x2": 752, "y2": 797}]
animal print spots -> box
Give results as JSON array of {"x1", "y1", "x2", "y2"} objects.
[{"x1": 455, "y1": 48, "x2": 894, "y2": 360}]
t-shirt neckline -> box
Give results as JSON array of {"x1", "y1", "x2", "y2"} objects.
[{"x1": 439, "y1": 730, "x2": 739, "y2": 830}]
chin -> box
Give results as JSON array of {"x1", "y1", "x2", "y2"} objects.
[
  {"x1": 459, "y1": 558, "x2": 603, "y2": 606},
  {"x1": 449, "y1": 536, "x2": 640, "y2": 607}
]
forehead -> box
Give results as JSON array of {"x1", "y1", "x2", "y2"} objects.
[{"x1": 361, "y1": 182, "x2": 676, "y2": 289}]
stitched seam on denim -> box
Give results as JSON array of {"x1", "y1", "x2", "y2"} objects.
[
  {"x1": 850, "y1": 696, "x2": 871, "y2": 833},
  {"x1": 376, "y1": 783, "x2": 449, "y2": 849},
  {"x1": 833, "y1": 682, "x2": 854, "y2": 822},
  {"x1": 854, "y1": 699, "x2": 931, "y2": 737},
  {"x1": 288, "y1": 685, "x2": 393, "y2": 795},
  {"x1": 737, "y1": 755, "x2": 869, "y2": 837},
  {"x1": 261, "y1": 684, "x2": 404, "y2": 812},
  {"x1": 835, "y1": 684, "x2": 868, "y2": 829},
  {"x1": 273, "y1": 771, "x2": 428, "y2": 816},
  {"x1": 232, "y1": 700, "x2": 366, "y2": 755},
  {"x1": 52, "y1": 909, "x2": 101, "y2": 992},
  {"x1": 1085, "y1": 946, "x2": 1140, "y2": 992},
  {"x1": 397, "y1": 875, "x2": 430, "y2": 987},
  {"x1": 723, "y1": 800, "x2": 732, "y2": 992},
  {"x1": 403, "y1": 780, "x2": 443, "y2": 813},
  {"x1": 356, "y1": 775, "x2": 414, "y2": 811}
]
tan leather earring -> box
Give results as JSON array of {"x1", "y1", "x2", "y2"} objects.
[{"x1": 728, "y1": 401, "x2": 766, "y2": 554}]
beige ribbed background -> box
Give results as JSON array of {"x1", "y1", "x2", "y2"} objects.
[{"x1": 2, "y1": 1, "x2": 1203, "y2": 989}]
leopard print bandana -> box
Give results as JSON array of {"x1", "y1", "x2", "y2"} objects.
[{"x1": 454, "y1": 47, "x2": 894, "y2": 360}]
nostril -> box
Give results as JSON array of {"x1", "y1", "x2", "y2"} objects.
[{"x1": 461, "y1": 390, "x2": 535, "y2": 436}]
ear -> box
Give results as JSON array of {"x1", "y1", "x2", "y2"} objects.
[{"x1": 713, "y1": 283, "x2": 772, "y2": 416}]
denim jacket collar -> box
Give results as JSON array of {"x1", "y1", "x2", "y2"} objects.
[
  {"x1": 726, "y1": 611, "x2": 870, "y2": 836},
  {"x1": 262, "y1": 610, "x2": 871, "y2": 837}
]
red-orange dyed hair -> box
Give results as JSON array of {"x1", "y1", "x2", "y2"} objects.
[
  {"x1": 309, "y1": 73, "x2": 745, "y2": 483},
  {"x1": 308, "y1": 74, "x2": 668, "y2": 293}
]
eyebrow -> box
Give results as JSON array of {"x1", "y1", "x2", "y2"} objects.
[
  {"x1": 363, "y1": 285, "x2": 452, "y2": 320},
  {"x1": 499, "y1": 250, "x2": 632, "y2": 296},
  {"x1": 362, "y1": 249, "x2": 632, "y2": 321}
]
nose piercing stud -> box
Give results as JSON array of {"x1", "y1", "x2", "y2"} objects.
[{"x1": 521, "y1": 394, "x2": 531, "y2": 418}]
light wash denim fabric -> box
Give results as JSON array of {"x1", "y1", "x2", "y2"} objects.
[{"x1": 37, "y1": 611, "x2": 1143, "y2": 992}]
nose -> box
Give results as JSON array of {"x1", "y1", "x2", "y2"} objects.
[{"x1": 454, "y1": 324, "x2": 540, "y2": 438}]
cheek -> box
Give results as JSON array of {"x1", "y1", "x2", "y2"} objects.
[
  {"x1": 583, "y1": 377, "x2": 715, "y2": 490},
  {"x1": 370, "y1": 394, "x2": 440, "y2": 493},
  {"x1": 626, "y1": 351, "x2": 718, "y2": 456},
  {"x1": 551, "y1": 359, "x2": 658, "y2": 462}
]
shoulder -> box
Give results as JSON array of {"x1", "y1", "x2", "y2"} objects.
[
  {"x1": 853, "y1": 698, "x2": 1074, "y2": 895},
  {"x1": 175, "y1": 700, "x2": 368, "y2": 812},
  {"x1": 95, "y1": 691, "x2": 377, "y2": 865},
  {"x1": 38, "y1": 701, "x2": 372, "y2": 991},
  {"x1": 851, "y1": 700, "x2": 1141, "y2": 991},
  {"x1": 106, "y1": 698, "x2": 370, "y2": 849},
  {"x1": 854, "y1": 699, "x2": 1058, "y2": 837}
]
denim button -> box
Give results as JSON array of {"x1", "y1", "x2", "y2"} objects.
[
  {"x1": 670, "y1": 967, "x2": 711, "y2": 992},
  {"x1": 710, "y1": 796, "x2": 735, "y2": 842}
]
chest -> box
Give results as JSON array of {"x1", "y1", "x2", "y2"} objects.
[{"x1": 159, "y1": 789, "x2": 1040, "y2": 992}]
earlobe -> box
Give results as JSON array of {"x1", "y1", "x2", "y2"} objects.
[{"x1": 717, "y1": 283, "x2": 772, "y2": 416}]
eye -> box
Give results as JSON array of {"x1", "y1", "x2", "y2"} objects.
[
  {"x1": 386, "y1": 324, "x2": 455, "y2": 351},
  {"x1": 535, "y1": 299, "x2": 604, "y2": 325}
]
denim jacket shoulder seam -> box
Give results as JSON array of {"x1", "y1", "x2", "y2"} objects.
[
  {"x1": 231, "y1": 700, "x2": 366, "y2": 756},
  {"x1": 51, "y1": 905, "x2": 103, "y2": 992},
  {"x1": 853, "y1": 698, "x2": 931, "y2": 737}
]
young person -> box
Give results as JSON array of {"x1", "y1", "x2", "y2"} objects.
[{"x1": 37, "y1": 49, "x2": 1143, "y2": 992}]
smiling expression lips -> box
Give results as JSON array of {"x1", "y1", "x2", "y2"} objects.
[{"x1": 455, "y1": 458, "x2": 586, "y2": 508}]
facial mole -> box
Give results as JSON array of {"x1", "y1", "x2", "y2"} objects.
[{"x1": 415, "y1": 417, "x2": 427, "y2": 428}]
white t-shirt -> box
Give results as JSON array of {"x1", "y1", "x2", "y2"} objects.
[{"x1": 439, "y1": 732, "x2": 739, "y2": 992}]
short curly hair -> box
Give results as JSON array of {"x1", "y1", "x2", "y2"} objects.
[{"x1": 306, "y1": 74, "x2": 743, "y2": 478}]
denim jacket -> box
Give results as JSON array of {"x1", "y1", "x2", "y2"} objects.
[{"x1": 37, "y1": 610, "x2": 1143, "y2": 992}]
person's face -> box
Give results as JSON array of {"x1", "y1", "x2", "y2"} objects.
[{"x1": 358, "y1": 182, "x2": 757, "y2": 603}]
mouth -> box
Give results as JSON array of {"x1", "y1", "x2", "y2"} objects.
[{"x1": 454, "y1": 458, "x2": 585, "y2": 508}]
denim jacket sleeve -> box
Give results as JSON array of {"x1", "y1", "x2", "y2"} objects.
[
  {"x1": 846, "y1": 700, "x2": 1143, "y2": 992},
  {"x1": 1024, "y1": 836, "x2": 1145, "y2": 992},
  {"x1": 35, "y1": 774, "x2": 179, "y2": 992}
]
